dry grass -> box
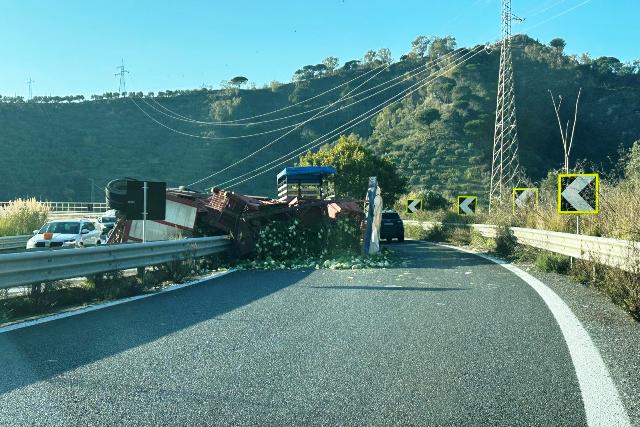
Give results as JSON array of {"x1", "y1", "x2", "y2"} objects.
[{"x1": 0, "y1": 198, "x2": 49, "y2": 237}]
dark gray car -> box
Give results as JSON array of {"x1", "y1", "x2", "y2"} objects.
[{"x1": 380, "y1": 211, "x2": 404, "y2": 242}]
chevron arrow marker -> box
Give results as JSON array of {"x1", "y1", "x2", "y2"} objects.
[
  {"x1": 460, "y1": 197, "x2": 475, "y2": 215},
  {"x1": 562, "y1": 176, "x2": 595, "y2": 211},
  {"x1": 515, "y1": 190, "x2": 534, "y2": 209},
  {"x1": 407, "y1": 199, "x2": 421, "y2": 213}
]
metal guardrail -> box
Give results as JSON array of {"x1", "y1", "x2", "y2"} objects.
[
  {"x1": 0, "y1": 201, "x2": 108, "y2": 212},
  {"x1": 0, "y1": 236, "x2": 230, "y2": 289},
  {"x1": 0, "y1": 235, "x2": 31, "y2": 251},
  {"x1": 405, "y1": 220, "x2": 639, "y2": 273},
  {"x1": 48, "y1": 211, "x2": 104, "y2": 220}
]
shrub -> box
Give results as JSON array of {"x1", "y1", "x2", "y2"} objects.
[
  {"x1": 470, "y1": 229, "x2": 494, "y2": 251},
  {"x1": 535, "y1": 253, "x2": 571, "y2": 274},
  {"x1": 85, "y1": 270, "x2": 143, "y2": 299},
  {"x1": 425, "y1": 224, "x2": 447, "y2": 242},
  {"x1": 447, "y1": 226, "x2": 472, "y2": 246},
  {"x1": 0, "y1": 198, "x2": 49, "y2": 236},
  {"x1": 404, "y1": 224, "x2": 429, "y2": 240},
  {"x1": 494, "y1": 226, "x2": 517, "y2": 258},
  {"x1": 570, "y1": 258, "x2": 640, "y2": 319}
]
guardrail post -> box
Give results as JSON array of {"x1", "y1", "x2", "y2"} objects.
[{"x1": 136, "y1": 267, "x2": 145, "y2": 281}]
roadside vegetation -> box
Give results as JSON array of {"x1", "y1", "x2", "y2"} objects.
[
  {"x1": 0, "y1": 254, "x2": 226, "y2": 326},
  {"x1": 0, "y1": 198, "x2": 49, "y2": 237},
  {"x1": 398, "y1": 141, "x2": 640, "y2": 240},
  {"x1": 1, "y1": 36, "x2": 638, "y2": 201},
  {"x1": 399, "y1": 146, "x2": 640, "y2": 319}
]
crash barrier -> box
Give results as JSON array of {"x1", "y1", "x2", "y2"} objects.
[
  {"x1": 0, "y1": 236, "x2": 230, "y2": 289},
  {"x1": 0, "y1": 201, "x2": 108, "y2": 212},
  {"x1": 48, "y1": 211, "x2": 104, "y2": 220},
  {"x1": 0, "y1": 235, "x2": 31, "y2": 252},
  {"x1": 405, "y1": 220, "x2": 640, "y2": 273}
]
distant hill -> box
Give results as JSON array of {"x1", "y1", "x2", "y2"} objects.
[{"x1": 1, "y1": 35, "x2": 638, "y2": 201}]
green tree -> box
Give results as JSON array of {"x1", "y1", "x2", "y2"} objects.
[
  {"x1": 592, "y1": 56, "x2": 623, "y2": 74},
  {"x1": 421, "y1": 190, "x2": 450, "y2": 210},
  {"x1": 377, "y1": 48, "x2": 392, "y2": 65},
  {"x1": 549, "y1": 38, "x2": 566, "y2": 53},
  {"x1": 363, "y1": 50, "x2": 377, "y2": 65},
  {"x1": 322, "y1": 56, "x2": 339, "y2": 74},
  {"x1": 343, "y1": 60, "x2": 361, "y2": 71},
  {"x1": 625, "y1": 140, "x2": 640, "y2": 182},
  {"x1": 229, "y1": 76, "x2": 248, "y2": 88},
  {"x1": 427, "y1": 76, "x2": 456, "y2": 103},
  {"x1": 428, "y1": 36, "x2": 457, "y2": 60},
  {"x1": 415, "y1": 108, "x2": 441, "y2": 131},
  {"x1": 411, "y1": 35, "x2": 431, "y2": 58},
  {"x1": 298, "y1": 134, "x2": 407, "y2": 205}
]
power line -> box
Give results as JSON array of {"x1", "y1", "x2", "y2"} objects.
[
  {"x1": 187, "y1": 48, "x2": 471, "y2": 187},
  {"x1": 521, "y1": 0, "x2": 593, "y2": 33},
  {"x1": 115, "y1": 59, "x2": 130, "y2": 94},
  {"x1": 522, "y1": 0, "x2": 568, "y2": 18},
  {"x1": 222, "y1": 48, "x2": 487, "y2": 190},
  {"x1": 186, "y1": 60, "x2": 398, "y2": 185},
  {"x1": 214, "y1": 47, "x2": 487, "y2": 190},
  {"x1": 149, "y1": 63, "x2": 388, "y2": 125},
  {"x1": 129, "y1": 57, "x2": 447, "y2": 141},
  {"x1": 138, "y1": 59, "x2": 438, "y2": 127}
]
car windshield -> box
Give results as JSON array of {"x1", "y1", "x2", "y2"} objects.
[
  {"x1": 39, "y1": 222, "x2": 80, "y2": 235},
  {"x1": 101, "y1": 217, "x2": 116, "y2": 223},
  {"x1": 382, "y1": 212, "x2": 400, "y2": 220}
]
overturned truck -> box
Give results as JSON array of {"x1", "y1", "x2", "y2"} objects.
[{"x1": 105, "y1": 167, "x2": 364, "y2": 258}]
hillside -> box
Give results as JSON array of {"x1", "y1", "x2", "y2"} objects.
[{"x1": 0, "y1": 35, "x2": 639, "y2": 201}]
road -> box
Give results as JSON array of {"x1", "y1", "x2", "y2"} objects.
[{"x1": 0, "y1": 242, "x2": 635, "y2": 426}]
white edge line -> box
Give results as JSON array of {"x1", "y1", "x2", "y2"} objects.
[
  {"x1": 429, "y1": 242, "x2": 631, "y2": 427},
  {"x1": 0, "y1": 269, "x2": 237, "y2": 335}
]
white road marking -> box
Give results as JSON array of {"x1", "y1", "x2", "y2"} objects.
[
  {"x1": 0, "y1": 270, "x2": 235, "y2": 335},
  {"x1": 436, "y1": 243, "x2": 631, "y2": 427},
  {"x1": 562, "y1": 175, "x2": 595, "y2": 211}
]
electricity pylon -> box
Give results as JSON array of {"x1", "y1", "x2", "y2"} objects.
[
  {"x1": 489, "y1": 0, "x2": 522, "y2": 212},
  {"x1": 115, "y1": 59, "x2": 130, "y2": 94},
  {"x1": 27, "y1": 77, "x2": 35, "y2": 100}
]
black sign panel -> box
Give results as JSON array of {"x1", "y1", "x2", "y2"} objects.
[
  {"x1": 124, "y1": 181, "x2": 166, "y2": 220},
  {"x1": 558, "y1": 174, "x2": 598, "y2": 214}
]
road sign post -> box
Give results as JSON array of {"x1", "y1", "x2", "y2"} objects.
[
  {"x1": 457, "y1": 196, "x2": 477, "y2": 215},
  {"x1": 558, "y1": 174, "x2": 599, "y2": 215},
  {"x1": 512, "y1": 188, "x2": 539, "y2": 214}
]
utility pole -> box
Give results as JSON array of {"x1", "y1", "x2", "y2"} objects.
[
  {"x1": 489, "y1": 0, "x2": 523, "y2": 212},
  {"x1": 115, "y1": 59, "x2": 129, "y2": 94},
  {"x1": 27, "y1": 77, "x2": 35, "y2": 100}
]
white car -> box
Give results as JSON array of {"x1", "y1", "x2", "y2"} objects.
[{"x1": 26, "y1": 219, "x2": 102, "y2": 249}]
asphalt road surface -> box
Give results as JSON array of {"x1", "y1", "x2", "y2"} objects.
[{"x1": 0, "y1": 242, "x2": 635, "y2": 426}]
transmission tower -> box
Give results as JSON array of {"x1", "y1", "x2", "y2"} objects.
[
  {"x1": 27, "y1": 77, "x2": 35, "y2": 100},
  {"x1": 489, "y1": 0, "x2": 522, "y2": 211},
  {"x1": 115, "y1": 59, "x2": 130, "y2": 94}
]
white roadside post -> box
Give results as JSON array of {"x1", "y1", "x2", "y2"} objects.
[{"x1": 142, "y1": 181, "x2": 148, "y2": 243}]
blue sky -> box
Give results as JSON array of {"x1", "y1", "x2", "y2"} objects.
[{"x1": 0, "y1": 0, "x2": 635, "y2": 97}]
